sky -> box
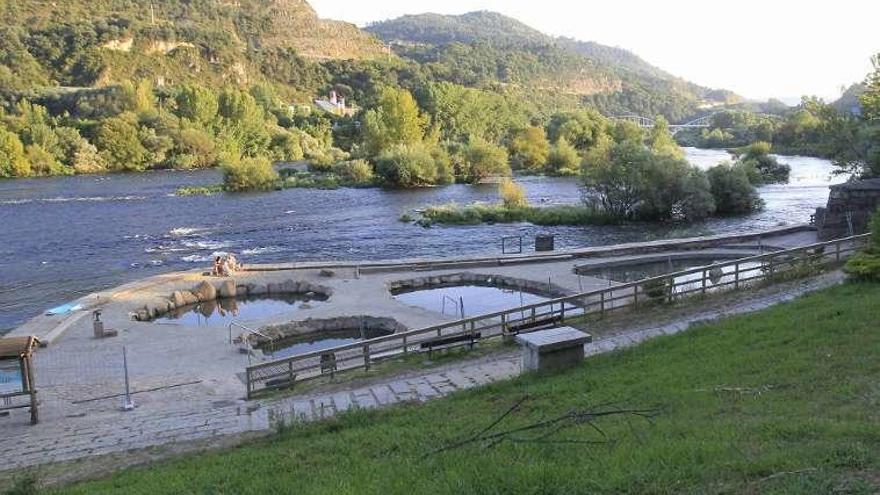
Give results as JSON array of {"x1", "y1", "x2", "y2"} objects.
[{"x1": 309, "y1": 0, "x2": 878, "y2": 102}]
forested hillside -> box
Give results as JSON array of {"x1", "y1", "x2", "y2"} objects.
[
  {"x1": 366, "y1": 11, "x2": 738, "y2": 121},
  {"x1": 0, "y1": 0, "x2": 755, "y2": 184}
]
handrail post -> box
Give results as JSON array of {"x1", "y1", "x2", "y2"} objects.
[
  {"x1": 734, "y1": 262, "x2": 740, "y2": 289},
  {"x1": 403, "y1": 334, "x2": 408, "y2": 355},
  {"x1": 701, "y1": 269, "x2": 707, "y2": 294},
  {"x1": 245, "y1": 368, "x2": 252, "y2": 400},
  {"x1": 633, "y1": 285, "x2": 638, "y2": 307},
  {"x1": 501, "y1": 313, "x2": 507, "y2": 334},
  {"x1": 363, "y1": 344, "x2": 371, "y2": 371},
  {"x1": 600, "y1": 291, "x2": 605, "y2": 315},
  {"x1": 835, "y1": 241, "x2": 841, "y2": 262}
]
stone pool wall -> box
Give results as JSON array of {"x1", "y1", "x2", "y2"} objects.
[
  {"x1": 255, "y1": 316, "x2": 408, "y2": 346},
  {"x1": 387, "y1": 272, "x2": 573, "y2": 299},
  {"x1": 133, "y1": 279, "x2": 333, "y2": 321}
]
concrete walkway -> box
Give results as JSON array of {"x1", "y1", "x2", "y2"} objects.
[{"x1": 0, "y1": 269, "x2": 845, "y2": 487}]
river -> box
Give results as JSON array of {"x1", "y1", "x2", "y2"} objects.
[{"x1": 0, "y1": 148, "x2": 842, "y2": 333}]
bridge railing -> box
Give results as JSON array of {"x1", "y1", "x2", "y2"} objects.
[{"x1": 244, "y1": 234, "x2": 869, "y2": 398}]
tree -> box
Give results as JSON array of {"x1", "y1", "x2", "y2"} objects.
[
  {"x1": 859, "y1": 54, "x2": 880, "y2": 122},
  {"x1": 362, "y1": 87, "x2": 427, "y2": 157},
  {"x1": 95, "y1": 114, "x2": 149, "y2": 171},
  {"x1": 648, "y1": 116, "x2": 684, "y2": 160},
  {"x1": 546, "y1": 110, "x2": 607, "y2": 150},
  {"x1": 546, "y1": 137, "x2": 580, "y2": 175},
  {"x1": 706, "y1": 162, "x2": 763, "y2": 215},
  {"x1": 217, "y1": 88, "x2": 270, "y2": 157},
  {"x1": 459, "y1": 138, "x2": 510, "y2": 184},
  {"x1": 509, "y1": 126, "x2": 548, "y2": 171},
  {"x1": 582, "y1": 139, "x2": 714, "y2": 221},
  {"x1": 175, "y1": 84, "x2": 219, "y2": 127},
  {"x1": 0, "y1": 128, "x2": 31, "y2": 177}
]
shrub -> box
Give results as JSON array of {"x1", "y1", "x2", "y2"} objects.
[
  {"x1": 0, "y1": 128, "x2": 32, "y2": 178},
  {"x1": 174, "y1": 128, "x2": 217, "y2": 169},
  {"x1": 706, "y1": 162, "x2": 764, "y2": 215},
  {"x1": 271, "y1": 131, "x2": 304, "y2": 163},
  {"x1": 222, "y1": 155, "x2": 279, "y2": 192},
  {"x1": 498, "y1": 179, "x2": 528, "y2": 209},
  {"x1": 375, "y1": 143, "x2": 445, "y2": 187},
  {"x1": 509, "y1": 126, "x2": 549, "y2": 171},
  {"x1": 736, "y1": 141, "x2": 790, "y2": 184},
  {"x1": 845, "y1": 208, "x2": 880, "y2": 280},
  {"x1": 331, "y1": 159, "x2": 375, "y2": 185},
  {"x1": 546, "y1": 137, "x2": 580, "y2": 175},
  {"x1": 460, "y1": 138, "x2": 510, "y2": 184}
]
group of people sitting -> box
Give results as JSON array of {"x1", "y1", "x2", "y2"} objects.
[{"x1": 212, "y1": 253, "x2": 242, "y2": 277}]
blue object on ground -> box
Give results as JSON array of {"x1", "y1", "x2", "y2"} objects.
[{"x1": 45, "y1": 303, "x2": 82, "y2": 316}]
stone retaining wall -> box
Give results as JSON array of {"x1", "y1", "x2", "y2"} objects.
[{"x1": 817, "y1": 179, "x2": 880, "y2": 240}]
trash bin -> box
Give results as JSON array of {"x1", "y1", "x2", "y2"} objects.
[{"x1": 535, "y1": 234, "x2": 555, "y2": 252}]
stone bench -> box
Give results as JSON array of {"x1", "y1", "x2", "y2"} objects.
[{"x1": 515, "y1": 327, "x2": 592, "y2": 372}]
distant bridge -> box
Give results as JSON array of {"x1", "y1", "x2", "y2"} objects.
[{"x1": 611, "y1": 114, "x2": 713, "y2": 134}]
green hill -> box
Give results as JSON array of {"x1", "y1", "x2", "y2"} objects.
[
  {"x1": 366, "y1": 11, "x2": 740, "y2": 121},
  {"x1": 0, "y1": 0, "x2": 389, "y2": 91}
]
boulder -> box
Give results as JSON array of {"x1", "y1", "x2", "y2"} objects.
[
  {"x1": 236, "y1": 285, "x2": 249, "y2": 297},
  {"x1": 218, "y1": 280, "x2": 237, "y2": 298},
  {"x1": 172, "y1": 291, "x2": 187, "y2": 308},
  {"x1": 319, "y1": 269, "x2": 335, "y2": 278},
  {"x1": 181, "y1": 291, "x2": 199, "y2": 306},
  {"x1": 249, "y1": 284, "x2": 267, "y2": 296},
  {"x1": 192, "y1": 281, "x2": 217, "y2": 302}
]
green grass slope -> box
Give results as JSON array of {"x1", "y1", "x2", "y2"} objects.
[{"x1": 45, "y1": 281, "x2": 880, "y2": 494}]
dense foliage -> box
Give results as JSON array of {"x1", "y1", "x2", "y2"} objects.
[{"x1": 844, "y1": 208, "x2": 880, "y2": 280}]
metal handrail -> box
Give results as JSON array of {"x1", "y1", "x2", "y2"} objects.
[
  {"x1": 244, "y1": 233, "x2": 869, "y2": 395},
  {"x1": 228, "y1": 321, "x2": 270, "y2": 344}
]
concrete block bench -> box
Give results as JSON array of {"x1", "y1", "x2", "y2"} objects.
[{"x1": 515, "y1": 327, "x2": 592, "y2": 372}]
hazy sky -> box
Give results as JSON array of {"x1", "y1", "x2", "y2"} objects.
[{"x1": 310, "y1": 0, "x2": 878, "y2": 102}]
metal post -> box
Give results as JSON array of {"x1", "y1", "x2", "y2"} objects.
[
  {"x1": 701, "y1": 270, "x2": 707, "y2": 294},
  {"x1": 403, "y1": 334, "x2": 408, "y2": 355},
  {"x1": 633, "y1": 285, "x2": 638, "y2": 307},
  {"x1": 121, "y1": 346, "x2": 134, "y2": 411},
  {"x1": 600, "y1": 291, "x2": 605, "y2": 314},
  {"x1": 363, "y1": 344, "x2": 371, "y2": 371},
  {"x1": 734, "y1": 263, "x2": 740, "y2": 289},
  {"x1": 836, "y1": 241, "x2": 841, "y2": 262}
]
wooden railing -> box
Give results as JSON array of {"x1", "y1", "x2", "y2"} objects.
[{"x1": 245, "y1": 234, "x2": 869, "y2": 398}]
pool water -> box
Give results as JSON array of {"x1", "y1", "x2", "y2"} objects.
[
  {"x1": 393, "y1": 285, "x2": 552, "y2": 317},
  {"x1": 261, "y1": 327, "x2": 394, "y2": 359},
  {"x1": 156, "y1": 294, "x2": 326, "y2": 326}
]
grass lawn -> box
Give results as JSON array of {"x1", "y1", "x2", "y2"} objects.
[{"x1": 40, "y1": 281, "x2": 880, "y2": 494}]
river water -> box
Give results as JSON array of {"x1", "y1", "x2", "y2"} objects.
[{"x1": 0, "y1": 148, "x2": 842, "y2": 333}]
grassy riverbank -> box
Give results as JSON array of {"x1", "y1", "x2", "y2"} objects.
[
  {"x1": 40, "y1": 281, "x2": 880, "y2": 494},
  {"x1": 416, "y1": 203, "x2": 617, "y2": 226}
]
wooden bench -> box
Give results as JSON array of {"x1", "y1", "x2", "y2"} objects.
[
  {"x1": 505, "y1": 314, "x2": 563, "y2": 335},
  {"x1": 515, "y1": 327, "x2": 591, "y2": 372},
  {"x1": 420, "y1": 332, "x2": 481, "y2": 355}
]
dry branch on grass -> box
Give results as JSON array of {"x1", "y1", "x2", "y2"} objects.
[{"x1": 425, "y1": 396, "x2": 660, "y2": 457}]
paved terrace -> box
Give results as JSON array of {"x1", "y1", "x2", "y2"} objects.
[{"x1": 0, "y1": 225, "x2": 819, "y2": 483}]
